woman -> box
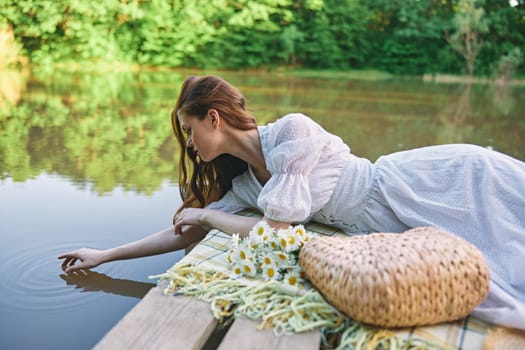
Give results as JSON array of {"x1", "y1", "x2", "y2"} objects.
[{"x1": 59, "y1": 75, "x2": 525, "y2": 330}]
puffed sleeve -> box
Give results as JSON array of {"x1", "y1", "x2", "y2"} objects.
[{"x1": 257, "y1": 114, "x2": 327, "y2": 222}]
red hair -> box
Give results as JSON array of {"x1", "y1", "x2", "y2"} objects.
[{"x1": 172, "y1": 76, "x2": 257, "y2": 213}]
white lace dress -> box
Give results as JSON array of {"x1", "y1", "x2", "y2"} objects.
[{"x1": 207, "y1": 113, "x2": 525, "y2": 329}]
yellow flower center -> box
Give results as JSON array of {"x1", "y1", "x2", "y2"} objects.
[
  {"x1": 268, "y1": 268, "x2": 275, "y2": 278},
  {"x1": 240, "y1": 250, "x2": 246, "y2": 260},
  {"x1": 288, "y1": 276, "x2": 297, "y2": 285},
  {"x1": 264, "y1": 257, "x2": 271, "y2": 265},
  {"x1": 243, "y1": 265, "x2": 252, "y2": 273}
]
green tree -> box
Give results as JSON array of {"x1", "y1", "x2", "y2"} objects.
[
  {"x1": 0, "y1": 0, "x2": 142, "y2": 64},
  {"x1": 1, "y1": 0, "x2": 524, "y2": 76},
  {"x1": 293, "y1": 0, "x2": 372, "y2": 69},
  {"x1": 445, "y1": 0, "x2": 489, "y2": 78},
  {"x1": 366, "y1": 0, "x2": 456, "y2": 75},
  {"x1": 478, "y1": 0, "x2": 525, "y2": 76}
]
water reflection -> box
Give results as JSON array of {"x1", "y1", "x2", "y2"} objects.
[
  {"x1": 60, "y1": 270, "x2": 154, "y2": 299},
  {"x1": 1, "y1": 70, "x2": 524, "y2": 192},
  {"x1": 491, "y1": 79, "x2": 515, "y2": 117},
  {"x1": 0, "y1": 68, "x2": 180, "y2": 193},
  {"x1": 435, "y1": 83, "x2": 473, "y2": 144}
]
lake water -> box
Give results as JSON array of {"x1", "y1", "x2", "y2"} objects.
[{"x1": 1, "y1": 68, "x2": 524, "y2": 349}]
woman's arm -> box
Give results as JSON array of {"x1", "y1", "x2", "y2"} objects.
[
  {"x1": 174, "y1": 208, "x2": 290, "y2": 237},
  {"x1": 58, "y1": 225, "x2": 206, "y2": 272}
]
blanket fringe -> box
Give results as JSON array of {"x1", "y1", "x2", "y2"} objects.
[{"x1": 150, "y1": 263, "x2": 446, "y2": 350}]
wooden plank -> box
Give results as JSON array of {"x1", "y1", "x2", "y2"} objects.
[
  {"x1": 217, "y1": 316, "x2": 321, "y2": 350},
  {"x1": 94, "y1": 282, "x2": 217, "y2": 350}
]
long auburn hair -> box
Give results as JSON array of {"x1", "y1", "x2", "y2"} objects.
[{"x1": 172, "y1": 76, "x2": 257, "y2": 214}]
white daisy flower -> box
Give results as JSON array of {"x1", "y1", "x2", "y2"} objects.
[
  {"x1": 262, "y1": 265, "x2": 281, "y2": 281},
  {"x1": 241, "y1": 260, "x2": 257, "y2": 277},
  {"x1": 232, "y1": 263, "x2": 243, "y2": 277},
  {"x1": 293, "y1": 225, "x2": 307, "y2": 241},
  {"x1": 236, "y1": 243, "x2": 254, "y2": 262},
  {"x1": 285, "y1": 231, "x2": 301, "y2": 252},
  {"x1": 277, "y1": 229, "x2": 290, "y2": 251},
  {"x1": 260, "y1": 252, "x2": 277, "y2": 267},
  {"x1": 274, "y1": 250, "x2": 292, "y2": 267},
  {"x1": 249, "y1": 220, "x2": 274, "y2": 243},
  {"x1": 283, "y1": 269, "x2": 302, "y2": 287}
]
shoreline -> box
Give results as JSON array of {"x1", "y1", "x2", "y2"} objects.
[{"x1": 2, "y1": 63, "x2": 525, "y2": 86}]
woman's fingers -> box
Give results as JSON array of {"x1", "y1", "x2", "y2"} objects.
[
  {"x1": 63, "y1": 258, "x2": 77, "y2": 271},
  {"x1": 59, "y1": 255, "x2": 74, "y2": 270},
  {"x1": 173, "y1": 211, "x2": 184, "y2": 225},
  {"x1": 173, "y1": 213, "x2": 184, "y2": 235},
  {"x1": 58, "y1": 251, "x2": 82, "y2": 271},
  {"x1": 60, "y1": 257, "x2": 70, "y2": 270},
  {"x1": 65, "y1": 262, "x2": 84, "y2": 273},
  {"x1": 174, "y1": 222, "x2": 182, "y2": 235},
  {"x1": 65, "y1": 257, "x2": 86, "y2": 272}
]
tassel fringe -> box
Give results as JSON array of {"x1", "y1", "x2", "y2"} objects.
[{"x1": 150, "y1": 263, "x2": 446, "y2": 350}]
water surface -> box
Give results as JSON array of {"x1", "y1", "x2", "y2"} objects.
[{"x1": 1, "y1": 68, "x2": 524, "y2": 349}]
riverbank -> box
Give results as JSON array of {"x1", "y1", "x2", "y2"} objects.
[{"x1": 6, "y1": 61, "x2": 525, "y2": 86}]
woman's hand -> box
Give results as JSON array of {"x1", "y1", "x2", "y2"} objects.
[
  {"x1": 173, "y1": 208, "x2": 208, "y2": 235},
  {"x1": 58, "y1": 248, "x2": 107, "y2": 273}
]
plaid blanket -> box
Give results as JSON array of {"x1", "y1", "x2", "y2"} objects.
[{"x1": 176, "y1": 211, "x2": 492, "y2": 350}]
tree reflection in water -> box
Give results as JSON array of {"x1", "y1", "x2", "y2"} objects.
[
  {"x1": 1, "y1": 68, "x2": 524, "y2": 191},
  {"x1": 436, "y1": 83, "x2": 473, "y2": 144}
]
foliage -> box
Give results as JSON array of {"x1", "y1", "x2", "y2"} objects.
[
  {"x1": 0, "y1": 0, "x2": 524, "y2": 76},
  {"x1": 365, "y1": 0, "x2": 450, "y2": 75},
  {"x1": 477, "y1": 0, "x2": 525, "y2": 76},
  {"x1": 445, "y1": 0, "x2": 489, "y2": 77},
  {"x1": 494, "y1": 47, "x2": 523, "y2": 81}
]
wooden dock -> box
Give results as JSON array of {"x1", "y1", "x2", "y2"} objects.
[{"x1": 94, "y1": 281, "x2": 321, "y2": 350}]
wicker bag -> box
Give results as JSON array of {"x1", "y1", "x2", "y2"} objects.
[{"x1": 299, "y1": 227, "x2": 490, "y2": 327}]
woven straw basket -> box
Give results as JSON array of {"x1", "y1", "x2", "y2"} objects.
[{"x1": 299, "y1": 227, "x2": 490, "y2": 328}]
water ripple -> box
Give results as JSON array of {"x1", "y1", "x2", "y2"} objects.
[{"x1": 0, "y1": 240, "x2": 127, "y2": 312}]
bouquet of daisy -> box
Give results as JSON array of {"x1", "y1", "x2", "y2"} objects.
[{"x1": 227, "y1": 221, "x2": 317, "y2": 289}]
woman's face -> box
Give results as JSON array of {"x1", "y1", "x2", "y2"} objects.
[{"x1": 178, "y1": 111, "x2": 221, "y2": 162}]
